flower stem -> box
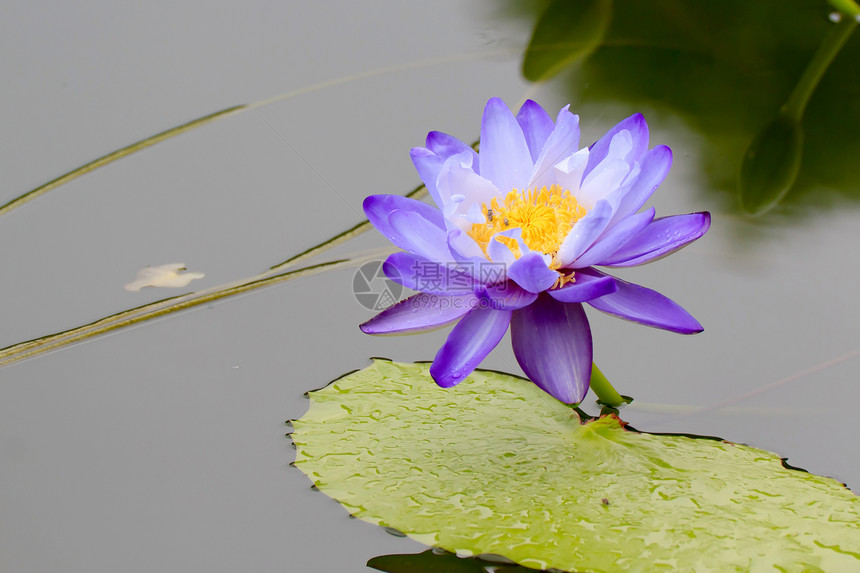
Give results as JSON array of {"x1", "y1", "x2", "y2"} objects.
[
  {"x1": 589, "y1": 364, "x2": 625, "y2": 407},
  {"x1": 781, "y1": 13, "x2": 857, "y2": 122},
  {"x1": 268, "y1": 182, "x2": 426, "y2": 272},
  {"x1": 827, "y1": 0, "x2": 860, "y2": 18}
]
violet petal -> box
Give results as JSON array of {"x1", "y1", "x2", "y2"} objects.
[
  {"x1": 548, "y1": 270, "x2": 617, "y2": 303},
  {"x1": 447, "y1": 229, "x2": 493, "y2": 276},
  {"x1": 388, "y1": 209, "x2": 452, "y2": 263},
  {"x1": 479, "y1": 281, "x2": 538, "y2": 310},
  {"x1": 382, "y1": 253, "x2": 476, "y2": 295},
  {"x1": 430, "y1": 307, "x2": 512, "y2": 387},
  {"x1": 363, "y1": 194, "x2": 444, "y2": 239},
  {"x1": 556, "y1": 199, "x2": 612, "y2": 267},
  {"x1": 610, "y1": 145, "x2": 673, "y2": 225},
  {"x1": 579, "y1": 127, "x2": 633, "y2": 210},
  {"x1": 529, "y1": 105, "x2": 581, "y2": 188},
  {"x1": 436, "y1": 151, "x2": 499, "y2": 223},
  {"x1": 360, "y1": 292, "x2": 475, "y2": 335},
  {"x1": 573, "y1": 207, "x2": 655, "y2": 268},
  {"x1": 587, "y1": 273, "x2": 704, "y2": 334},
  {"x1": 601, "y1": 212, "x2": 711, "y2": 267},
  {"x1": 409, "y1": 148, "x2": 445, "y2": 207},
  {"x1": 552, "y1": 147, "x2": 589, "y2": 196},
  {"x1": 584, "y1": 113, "x2": 649, "y2": 179},
  {"x1": 511, "y1": 295, "x2": 592, "y2": 404},
  {"x1": 516, "y1": 99, "x2": 555, "y2": 163},
  {"x1": 487, "y1": 228, "x2": 531, "y2": 267},
  {"x1": 480, "y1": 97, "x2": 533, "y2": 194},
  {"x1": 507, "y1": 252, "x2": 559, "y2": 293},
  {"x1": 426, "y1": 131, "x2": 479, "y2": 169}
]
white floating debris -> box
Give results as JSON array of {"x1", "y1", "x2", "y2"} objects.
[
  {"x1": 829, "y1": 11, "x2": 842, "y2": 22},
  {"x1": 124, "y1": 263, "x2": 205, "y2": 292}
]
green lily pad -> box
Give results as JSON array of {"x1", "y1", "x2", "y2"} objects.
[{"x1": 291, "y1": 360, "x2": 860, "y2": 573}]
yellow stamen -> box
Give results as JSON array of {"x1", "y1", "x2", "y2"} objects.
[
  {"x1": 552, "y1": 271, "x2": 576, "y2": 290},
  {"x1": 468, "y1": 184, "x2": 587, "y2": 270}
]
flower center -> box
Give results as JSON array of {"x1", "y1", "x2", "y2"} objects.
[{"x1": 468, "y1": 184, "x2": 587, "y2": 267}]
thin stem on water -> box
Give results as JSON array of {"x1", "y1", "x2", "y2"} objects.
[
  {"x1": 0, "y1": 131, "x2": 474, "y2": 367},
  {"x1": 269, "y1": 182, "x2": 427, "y2": 272},
  {"x1": 827, "y1": 0, "x2": 860, "y2": 17},
  {"x1": 0, "y1": 47, "x2": 509, "y2": 367},
  {"x1": 0, "y1": 50, "x2": 509, "y2": 220},
  {"x1": 0, "y1": 54, "x2": 499, "y2": 360},
  {"x1": 781, "y1": 14, "x2": 857, "y2": 122},
  {"x1": 271, "y1": 139, "x2": 476, "y2": 272},
  {"x1": 0, "y1": 55, "x2": 496, "y2": 364},
  {"x1": 589, "y1": 364, "x2": 625, "y2": 407},
  {"x1": 0, "y1": 251, "x2": 391, "y2": 369},
  {"x1": 0, "y1": 106, "x2": 246, "y2": 217}
]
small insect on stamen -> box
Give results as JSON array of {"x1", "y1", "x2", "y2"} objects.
[
  {"x1": 503, "y1": 217, "x2": 509, "y2": 227},
  {"x1": 486, "y1": 209, "x2": 494, "y2": 223}
]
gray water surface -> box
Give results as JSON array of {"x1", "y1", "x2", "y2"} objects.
[{"x1": 1, "y1": 2, "x2": 858, "y2": 572}]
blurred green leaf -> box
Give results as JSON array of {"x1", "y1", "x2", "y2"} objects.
[
  {"x1": 522, "y1": 0, "x2": 612, "y2": 82},
  {"x1": 738, "y1": 114, "x2": 804, "y2": 216},
  {"x1": 293, "y1": 360, "x2": 860, "y2": 573},
  {"x1": 512, "y1": 0, "x2": 860, "y2": 217},
  {"x1": 828, "y1": 0, "x2": 860, "y2": 17}
]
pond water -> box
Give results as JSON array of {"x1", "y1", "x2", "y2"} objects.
[{"x1": 1, "y1": 1, "x2": 858, "y2": 571}]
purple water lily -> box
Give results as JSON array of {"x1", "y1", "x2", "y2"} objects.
[{"x1": 360, "y1": 98, "x2": 709, "y2": 404}]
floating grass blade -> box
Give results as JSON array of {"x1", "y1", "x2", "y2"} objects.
[
  {"x1": 0, "y1": 51, "x2": 505, "y2": 219},
  {"x1": 0, "y1": 136, "x2": 477, "y2": 366},
  {"x1": 0, "y1": 71, "x2": 485, "y2": 364},
  {"x1": 269, "y1": 182, "x2": 427, "y2": 272},
  {"x1": 0, "y1": 251, "x2": 389, "y2": 369},
  {"x1": 0, "y1": 106, "x2": 246, "y2": 217},
  {"x1": 271, "y1": 139, "x2": 476, "y2": 272}
]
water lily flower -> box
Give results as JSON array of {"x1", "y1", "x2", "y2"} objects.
[{"x1": 360, "y1": 98, "x2": 709, "y2": 404}]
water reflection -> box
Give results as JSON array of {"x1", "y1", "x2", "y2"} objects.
[
  {"x1": 506, "y1": 0, "x2": 860, "y2": 217},
  {"x1": 368, "y1": 548, "x2": 543, "y2": 573}
]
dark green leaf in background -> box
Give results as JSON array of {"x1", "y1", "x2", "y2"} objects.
[
  {"x1": 738, "y1": 113, "x2": 805, "y2": 216},
  {"x1": 523, "y1": 0, "x2": 613, "y2": 83},
  {"x1": 512, "y1": 0, "x2": 860, "y2": 217}
]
